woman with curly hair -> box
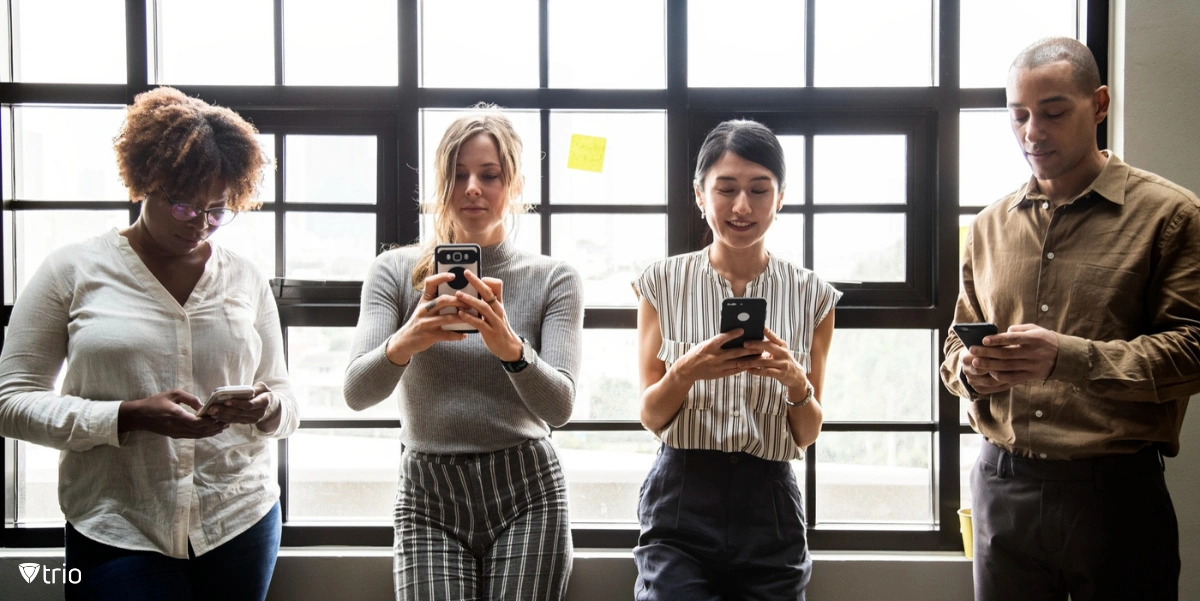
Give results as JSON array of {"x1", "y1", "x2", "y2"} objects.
[
  {"x1": 0, "y1": 86, "x2": 297, "y2": 601},
  {"x1": 344, "y1": 107, "x2": 582, "y2": 600}
]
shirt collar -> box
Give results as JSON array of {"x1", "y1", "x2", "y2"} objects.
[
  {"x1": 1009, "y1": 150, "x2": 1130, "y2": 211},
  {"x1": 700, "y1": 246, "x2": 783, "y2": 291}
]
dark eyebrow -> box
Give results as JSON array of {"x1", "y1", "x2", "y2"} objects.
[
  {"x1": 714, "y1": 175, "x2": 773, "y2": 182},
  {"x1": 455, "y1": 162, "x2": 501, "y2": 168}
]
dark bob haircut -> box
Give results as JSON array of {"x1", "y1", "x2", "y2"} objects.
[{"x1": 693, "y1": 119, "x2": 786, "y2": 191}]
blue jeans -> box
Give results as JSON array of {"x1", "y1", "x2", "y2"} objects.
[{"x1": 64, "y1": 502, "x2": 281, "y2": 601}]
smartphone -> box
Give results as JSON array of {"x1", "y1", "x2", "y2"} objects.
[
  {"x1": 435, "y1": 243, "x2": 482, "y2": 333},
  {"x1": 719, "y1": 297, "x2": 767, "y2": 350},
  {"x1": 198, "y1": 385, "x2": 256, "y2": 417},
  {"x1": 952, "y1": 322, "x2": 999, "y2": 350}
]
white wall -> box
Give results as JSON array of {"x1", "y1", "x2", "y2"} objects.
[{"x1": 1115, "y1": 1, "x2": 1200, "y2": 599}]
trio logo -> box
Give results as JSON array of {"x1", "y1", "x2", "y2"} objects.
[{"x1": 17, "y1": 562, "x2": 82, "y2": 584}]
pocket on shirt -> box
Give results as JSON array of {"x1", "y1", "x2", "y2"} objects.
[
  {"x1": 1071, "y1": 264, "x2": 1144, "y2": 340},
  {"x1": 224, "y1": 297, "x2": 263, "y2": 358},
  {"x1": 658, "y1": 339, "x2": 712, "y2": 410}
]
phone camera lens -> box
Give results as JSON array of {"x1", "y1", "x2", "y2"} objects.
[{"x1": 452, "y1": 252, "x2": 463, "y2": 262}]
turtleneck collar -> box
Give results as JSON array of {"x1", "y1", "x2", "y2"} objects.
[{"x1": 479, "y1": 237, "x2": 518, "y2": 269}]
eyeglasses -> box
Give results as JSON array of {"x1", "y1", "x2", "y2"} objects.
[{"x1": 162, "y1": 193, "x2": 237, "y2": 227}]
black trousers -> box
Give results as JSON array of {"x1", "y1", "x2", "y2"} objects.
[
  {"x1": 971, "y1": 440, "x2": 1179, "y2": 601},
  {"x1": 634, "y1": 445, "x2": 811, "y2": 601}
]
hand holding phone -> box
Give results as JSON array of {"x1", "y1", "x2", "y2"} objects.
[
  {"x1": 197, "y1": 385, "x2": 256, "y2": 417},
  {"x1": 720, "y1": 297, "x2": 767, "y2": 350},
  {"x1": 435, "y1": 243, "x2": 482, "y2": 333},
  {"x1": 952, "y1": 322, "x2": 999, "y2": 350}
]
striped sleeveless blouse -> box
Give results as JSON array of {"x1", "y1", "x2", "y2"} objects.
[{"x1": 633, "y1": 248, "x2": 842, "y2": 462}]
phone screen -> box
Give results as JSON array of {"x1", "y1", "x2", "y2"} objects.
[{"x1": 720, "y1": 297, "x2": 767, "y2": 350}]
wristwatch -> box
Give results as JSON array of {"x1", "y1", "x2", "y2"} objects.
[
  {"x1": 784, "y1": 382, "x2": 815, "y2": 408},
  {"x1": 500, "y1": 336, "x2": 533, "y2": 373}
]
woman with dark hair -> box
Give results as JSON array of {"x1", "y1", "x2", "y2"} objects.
[
  {"x1": 632, "y1": 120, "x2": 840, "y2": 600},
  {"x1": 344, "y1": 106, "x2": 582, "y2": 600},
  {"x1": 0, "y1": 86, "x2": 296, "y2": 601}
]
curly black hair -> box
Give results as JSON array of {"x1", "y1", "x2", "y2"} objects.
[{"x1": 114, "y1": 86, "x2": 270, "y2": 211}]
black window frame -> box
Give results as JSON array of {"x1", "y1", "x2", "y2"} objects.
[{"x1": 0, "y1": 0, "x2": 1110, "y2": 552}]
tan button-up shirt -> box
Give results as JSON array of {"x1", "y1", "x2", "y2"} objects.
[{"x1": 941, "y1": 152, "x2": 1200, "y2": 460}]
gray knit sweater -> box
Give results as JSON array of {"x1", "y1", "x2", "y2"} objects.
[{"x1": 344, "y1": 239, "x2": 584, "y2": 454}]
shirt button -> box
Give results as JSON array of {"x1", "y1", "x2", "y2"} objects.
[
  {"x1": 1046, "y1": 252, "x2": 1055, "y2": 260},
  {"x1": 732, "y1": 410, "x2": 741, "y2": 418},
  {"x1": 1041, "y1": 201, "x2": 1050, "y2": 210},
  {"x1": 1035, "y1": 410, "x2": 1044, "y2": 417},
  {"x1": 182, "y1": 349, "x2": 190, "y2": 356},
  {"x1": 1039, "y1": 453, "x2": 1048, "y2": 459},
  {"x1": 1040, "y1": 304, "x2": 1049, "y2": 312}
]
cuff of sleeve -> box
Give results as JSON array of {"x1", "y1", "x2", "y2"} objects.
[
  {"x1": 958, "y1": 367, "x2": 983, "y2": 400},
  {"x1": 96, "y1": 401, "x2": 125, "y2": 448},
  {"x1": 1051, "y1": 333, "x2": 1091, "y2": 382},
  {"x1": 373, "y1": 340, "x2": 410, "y2": 375},
  {"x1": 505, "y1": 345, "x2": 538, "y2": 379}
]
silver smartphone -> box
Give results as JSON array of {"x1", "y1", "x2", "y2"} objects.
[
  {"x1": 198, "y1": 385, "x2": 256, "y2": 416},
  {"x1": 435, "y1": 243, "x2": 482, "y2": 333}
]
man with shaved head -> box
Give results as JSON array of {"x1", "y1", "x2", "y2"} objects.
[{"x1": 941, "y1": 37, "x2": 1200, "y2": 601}]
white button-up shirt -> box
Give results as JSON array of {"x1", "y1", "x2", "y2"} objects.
[{"x1": 0, "y1": 229, "x2": 297, "y2": 558}]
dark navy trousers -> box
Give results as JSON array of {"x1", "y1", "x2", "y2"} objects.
[{"x1": 634, "y1": 445, "x2": 811, "y2": 601}]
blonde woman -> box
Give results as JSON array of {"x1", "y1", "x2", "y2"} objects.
[{"x1": 344, "y1": 107, "x2": 583, "y2": 600}]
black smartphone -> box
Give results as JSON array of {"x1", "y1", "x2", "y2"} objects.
[
  {"x1": 952, "y1": 322, "x2": 999, "y2": 350},
  {"x1": 435, "y1": 243, "x2": 482, "y2": 333},
  {"x1": 719, "y1": 297, "x2": 767, "y2": 350}
]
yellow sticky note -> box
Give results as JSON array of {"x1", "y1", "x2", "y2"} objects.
[{"x1": 567, "y1": 134, "x2": 607, "y2": 173}]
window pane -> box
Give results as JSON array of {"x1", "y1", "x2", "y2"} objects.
[
  {"x1": 816, "y1": 432, "x2": 933, "y2": 524},
  {"x1": 960, "y1": 111, "x2": 1030, "y2": 207},
  {"x1": 420, "y1": 109, "x2": 542, "y2": 207},
  {"x1": 283, "y1": 0, "x2": 398, "y2": 86},
  {"x1": 158, "y1": 0, "x2": 274, "y2": 85},
  {"x1": 550, "y1": 111, "x2": 666, "y2": 205},
  {"x1": 960, "y1": 434, "x2": 983, "y2": 510},
  {"x1": 13, "y1": 0, "x2": 125, "y2": 83},
  {"x1": 285, "y1": 136, "x2": 377, "y2": 204},
  {"x1": 554, "y1": 430, "x2": 660, "y2": 523},
  {"x1": 814, "y1": 135, "x2": 906, "y2": 205},
  {"x1": 574, "y1": 329, "x2": 639, "y2": 420},
  {"x1": 17, "y1": 440, "x2": 64, "y2": 524},
  {"x1": 822, "y1": 329, "x2": 935, "y2": 421},
  {"x1": 2, "y1": 108, "x2": 12, "y2": 198},
  {"x1": 1, "y1": 5, "x2": 10, "y2": 82},
  {"x1": 255, "y1": 134, "x2": 277, "y2": 204},
  {"x1": 211, "y1": 211, "x2": 275, "y2": 278},
  {"x1": 764, "y1": 213, "x2": 804, "y2": 267},
  {"x1": 287, "y1": 428, "x2": 400, "y2": 521},
  {"x1": 6, "y1": 210, "x2": 130, "y2": 300},
  {"x1": 961, "y1": 0, "x2": 1077, "y2": 88},
  {"x1": 814, "y1": 0, "x2": 932, "y2": 87},
  {"x1": 550, "y1": 214, "x2": 665, "y2": 307},
  {"x1": 289, "y1": 327, "x2": 399, "y2": 418},
  {"x1": 14, "y1": 106, "x2": 127, "y2": 201},
  {"x1": 958, "y1": 213, "x2": 975, "y2": 265},
  {"x1": 284, "y1": 213, "x2": 375, "y2": 279},
  {"x1": 688, "y1": 0, "x2": 805, "y2": 87},
  {"x1": 813, "y1": 213, "x2": 905, "y2": 282},
  {"x1": 421, "y1": 0, "x2": 538, "y2": 88},
  {"x1": 778, "y1": 135, "x2": 805, "y2": 204},
  {"x1": 549, "y1": 0, "x2": 664, "y2": 89}
]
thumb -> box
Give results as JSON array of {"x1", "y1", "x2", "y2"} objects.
[{"x1": 170, "y1": 389, "x2": 203, "y2": 411}]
